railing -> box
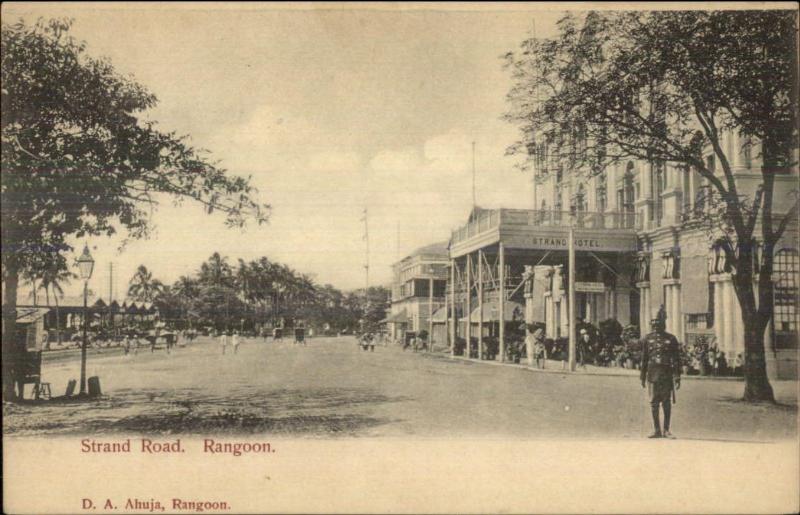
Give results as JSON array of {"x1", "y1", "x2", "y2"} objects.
[{"x1": 451, "y1": 209, "x2": 639, "y2": 245}]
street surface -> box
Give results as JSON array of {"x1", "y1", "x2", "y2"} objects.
[{"x1": 3, "y1": 336, "x2": 797, "y2": 440}]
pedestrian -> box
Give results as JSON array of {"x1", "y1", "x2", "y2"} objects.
[
  {"x1": 640, "y1": 306, "x2": 682, "y2": 439},
  {"x1": 532, "y1": 327, "x2": 547, "y2": 369},
  {"x1": 123, "y1": 334, "x2": 131, "y2": 355},
  {"x1": 220, "y1": 331, "x2": 229, "y2": 355},
  {"x1": 232, "y1": 331, "x2": 240, "y2": 354},
  {"x1": 579, "y1": 329, "x2": 590, "y2": 369},
  {"x1": 717, "y1": 351, "x2": 728, "y2": 376},
  {"x1": 733, "y1": 353, "x2": 743, "y2": 376}
]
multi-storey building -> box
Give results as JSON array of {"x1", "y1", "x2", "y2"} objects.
[
  {"x1": 387, "y1": 242, "x2": 449, "y2": 345},
  {"x1": 526, "y1": 130, "x2": 798, "y2": 379}
]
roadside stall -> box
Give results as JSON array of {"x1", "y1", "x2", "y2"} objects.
[{"x1": 15, "y1": 307, "x2": 51, "y2": 399}]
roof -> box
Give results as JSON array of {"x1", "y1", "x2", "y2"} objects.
[
  {"x1": 461, "y1": 300, "x2": 525, "y2": 322},
  {"x1": 16, "y1": 307, "x2": 50, "y2": 324},
  {"x1": 381, "y1": 309, "x2": 409, "y2": 324},
  {"x1": 431, "y1": 306, "x2": 448, "y2": 323},
  {"x1": 408, "y1": 241, "x2": 449, "y2": 258}
]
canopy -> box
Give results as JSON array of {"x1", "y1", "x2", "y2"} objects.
[
  {"x1": 16, "y1": 307, "x2": 50, "y2": 324},
  {"x1": 380, "y1": 310, "x2": 409, "y2": 324},
  {"x1": 431, "y1": 306, "x2": 448, "y2": 323},
  {"x1": 461, "y1": 300, "x2": 525, "y2": 323}
]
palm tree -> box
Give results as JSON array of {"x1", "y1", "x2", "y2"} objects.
[
  {"x1": 22, "y1": 269, "x2": 40, "y2": 306},
  {"x1": 127, "y1": 265, "x2": 164, "y2": 302},
  {"x1": 199, "y1": 252, "x2": 232, "y2": 288},
  {"x1": 39, "y1": 267, "x2": 75, "y2": 345}
]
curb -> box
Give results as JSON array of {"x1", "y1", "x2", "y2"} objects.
[{"x1": 426, "y1": 351, "x2": 745, "y2": 382}]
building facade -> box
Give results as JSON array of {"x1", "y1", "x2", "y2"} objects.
[
  {"x1": 529, "y1": 129, "x2": 798, "y2": 379},
  {"x1": 388, "y1": 242, "x2": 449, "y2": 345}
]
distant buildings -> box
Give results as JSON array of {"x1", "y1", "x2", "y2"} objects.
[
  {"x1": 392, "y1": 130, "x2": 797, "y2": 379},
  {"x1": 387, "y1": 241, "x2": 449, "y2": 345}
]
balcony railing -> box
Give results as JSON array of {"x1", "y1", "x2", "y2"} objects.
[{"x1": 451, "y1": 209, "x2": 638, "y2": 245}]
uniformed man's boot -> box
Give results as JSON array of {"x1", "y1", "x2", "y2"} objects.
[
  {"x1": 663, "y1": 403, "x2": 674, "y2": 438},
  {"x1": 649, "y1": 406, "x2": 662, "y2": 438}
]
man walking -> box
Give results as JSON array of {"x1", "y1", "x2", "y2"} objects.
[{"x1": 640, "y1": 307, "x2": 681, "y2": 439}]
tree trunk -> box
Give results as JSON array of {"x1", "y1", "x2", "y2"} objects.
[
  {"x1": 742, "y1": 316, "x2": 775, "y2": 402},
  {"x1": 2, "y1": 264, "x2": 21, "y2": 401},
  {"x1": 731, "y1": 244, "x2": 776, "y2": 402},
  {"x1": 55, "y1": 293, "x2": 62, "y2": 346}
]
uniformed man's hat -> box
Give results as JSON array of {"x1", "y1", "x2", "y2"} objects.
[{"x1": 651, "y1": 305, "x2": 667, "y2": 325}]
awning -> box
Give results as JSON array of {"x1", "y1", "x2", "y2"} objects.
[
  {"x1": 461, "y1": 300, "x2": 525, "y2": 323},
  {"x1": 431, "y1": 306, "x2": 448, "y2": 323},
  {"x1": 381, "y1": 310, "x2": 409, "y2": 324},
  {"x1": 16, "y1": 307, "x2": 50, "y2": 324}
]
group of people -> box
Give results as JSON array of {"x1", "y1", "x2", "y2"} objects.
[
  {"x1": 218, "y1": 331, "x2": 242, "y2": 354},
  {"x1": 122, "y1": 330, "x2": 183, "y2": 355}
]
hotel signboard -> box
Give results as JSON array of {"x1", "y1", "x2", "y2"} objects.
[{"x1": 574, "y1": 282, "x2": 606, "y2": 293}]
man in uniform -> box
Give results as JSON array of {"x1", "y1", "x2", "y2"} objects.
[{"x1": 640, "y1": 306, "x2": 681, "y2": 438}]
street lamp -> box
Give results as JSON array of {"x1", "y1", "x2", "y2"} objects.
[{"x1": 76, "y1": 244, "x2": 95, "y2": 395}]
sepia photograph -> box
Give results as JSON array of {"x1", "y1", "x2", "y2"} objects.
[{"x1": 2, "y1": 2, "x2": 799, "y2": 513}]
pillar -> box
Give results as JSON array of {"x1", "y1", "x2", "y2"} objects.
[
  {"x1": 465, "y1": 255, "x2": 472, "y2": 358},
  {"x1": 428, "y1": 277, "x2": 434, "y2": 352},
  {"x1": 450, "y1": 260, "x2": 456, "y2": 356},
  {"x1": 478, "y1": 249, "x2": 484, "y2": 359},
  {"x1": 639, "y1": 285, "x2": 650, "y2": 336},
  {"x1": 499, "y1": 243, "x2": 506, "y2": 362},
  {"x1": 723, "y1": 280, "x2": 735, "y2": 358},
  {"x1": 714, "y1": 277, "x2": 725, "y2": 354}
]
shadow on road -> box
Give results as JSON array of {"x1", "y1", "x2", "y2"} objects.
[{"x1": 3, "y1": 387, "x2": 408, "y2": 437}]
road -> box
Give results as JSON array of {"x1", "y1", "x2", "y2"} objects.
[{"x1": 3, "y1": 335, "x2": 797, "y2": 440}]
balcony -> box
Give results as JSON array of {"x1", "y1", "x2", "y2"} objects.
[{"x1": 449, "y1": 209, "x2": 639, "y2": 258}]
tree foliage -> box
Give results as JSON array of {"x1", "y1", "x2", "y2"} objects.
[
  {"x1": 504, "y1": 10, "x2": 798, "y2": 401},
  {"x1": 1, "y1": 18, "x2": 269, "y2": 400},
  {"x1": 1, "y1": 18, "x2": 269, "y2": 278}
]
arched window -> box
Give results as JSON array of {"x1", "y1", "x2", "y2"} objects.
[
  {"x1": 573, "y1": 184, "x2": 586, "y2": 213},
  {"x1": 774, "y1": 249, "x2": 799, "y2": 349},
  {"x1": 622, "y1": 164, "x2": 635, "y2": 213},
  {"x1": 596, "y1": 173, "x2": 607, "y2": 213},
  {"x1": 653, "y1": 162, "x2": 665, "y2": 225}
]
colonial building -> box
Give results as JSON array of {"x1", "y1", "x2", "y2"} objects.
[
  {"x1": 387, "y1": 241, "x2": 449, "y2": 345},
  {"x1": 446, "y1": 206, "x2": 637, "y2": 362},
  {"x1": 527, "y1": 130, "x2": 798, "y2": 379}
]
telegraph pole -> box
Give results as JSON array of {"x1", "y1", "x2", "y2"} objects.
[
  {"x1": 472, "y1": 141, "x2": 477, "y2": 208},
  {"x1": 568, "y1": 223, "x2": 576, "y2": 372},
  {"x1": 363, "y1": 208, "x2": 369, "y2": 293}
]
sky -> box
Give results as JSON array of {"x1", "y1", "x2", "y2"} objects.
[{"x1": 5, "y1": 2, "x2": 572, "y2": 299}]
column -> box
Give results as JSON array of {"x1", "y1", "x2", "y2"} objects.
[
  {"x1": 608, "y1": 164, "x2": 617, "y2": 210},
  {"x1": 428, "y1": 277, "x2": 433, "y2": 352},
  {"x1": 723, "y1": 280, "x2": 735, "y2": 358},
  {"x1": 498, "y1": 242, "x2": 506, "y2": 362},
  {"x1": 714, "y1": 277, "x2": 725, "y2": 354},
  {"x1": 465, "y1": 255, "x2": 472, "y2": 358},
  {"x1": 478, "y1": 249, "x2": 484, "y2": 359},
  {"x1": 450, "y1": 260, "x2": 456, "y2": 356},
  {"x1": 639, "y1": 286, "x2": 650, "y2": 336},
  {"x1": 674, "y1": 285, "x2": 684, "y2": 343}
]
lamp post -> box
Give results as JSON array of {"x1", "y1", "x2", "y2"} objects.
[{"x1": 76, "y1": 244, "x2": 95, "y2": 395}]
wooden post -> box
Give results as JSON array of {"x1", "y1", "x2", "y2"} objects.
[
  {"x1": 499, "y1": 242, "x2": 505, "y2": 363},
  {"x1": 568, "y1": 225, "x2": 577, "y2": 372},
  {"x1": 450, "y1": 259, "x2": 456, "y2": 356},
  {"x1": 428, "y1": 277, "x2": 434, "y2": 352},
  {"x1": 478, "y1": 249, "x2": 484, "y2": 360},
  {"x1": 465, "y1": 254, "x2": 472, "y2": 358}
]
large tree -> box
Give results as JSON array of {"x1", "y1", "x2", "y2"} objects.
[
  {"x1": 127, "y1": 265, "x2": 164, "y2": 303},
  {"x1": 504, "y1": 10, "x2": 798, "y2": 401},
  {"x1": 1, "y1": 19, "x2": 269, "y2": 400}
]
